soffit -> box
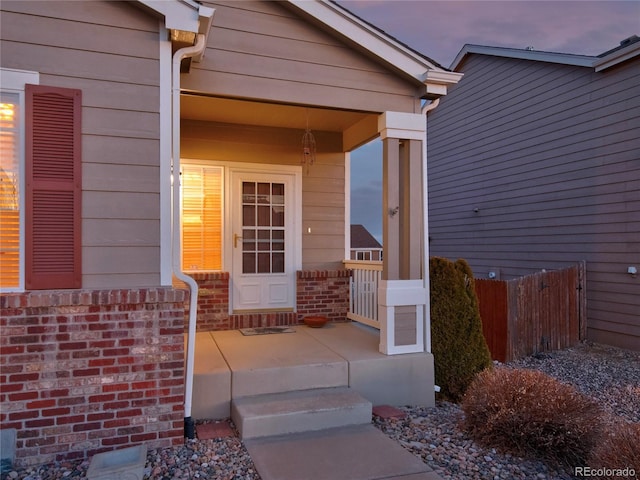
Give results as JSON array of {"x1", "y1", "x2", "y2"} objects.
[{"x1": 181, "y1": 94, "x2": 370, "y2": 132}]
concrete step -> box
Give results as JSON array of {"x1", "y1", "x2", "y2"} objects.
[
  {"x1": 188, "y1": 332, "x2": 232, "y2": 419},
  {"x1": 232, "y1": 387, "x2": 372, "y2": 439},
  {"x1": 212, "y1": 329, "x2": 348, "y2": 397}
]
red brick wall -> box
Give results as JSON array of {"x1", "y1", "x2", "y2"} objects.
[
  {"x1": 185, "y1": 270, "x2": 351, "y2": 332},
  {"x1": 185, "y1": 272, "x2": 230, "y2": 332},
  {"x1": 0, "y1": 288, "x2": 186, "y2": 467},
  {"x1": 296, "y1": 270, "x2": 351, "y2": 322}
]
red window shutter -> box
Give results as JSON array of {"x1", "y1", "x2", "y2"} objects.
[{"x1": 25, "y1": 84, "x2": 81, "y2": 290}]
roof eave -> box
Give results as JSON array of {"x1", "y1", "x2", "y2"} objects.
[
  {"x1": 450, "y1": 44, "x2": 595, "y2": 71},
  {"x1": 137, "y1": 0, "x2": 200, "y2": 32},
  {"x1": 422, "y1": 70, "x2": 464, "y2": 98},
  {"x1": 593, "y1": 41, "x2": 640, "y2": 72},
  {"x1": 136, "y1": 0, "x2": 214, "y2": 61},
  {"x1": 287, "y1": 0, "x2": 460, "y2": 97}
]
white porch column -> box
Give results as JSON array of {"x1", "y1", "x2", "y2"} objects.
[{"x1": 378, "y1": 112, "x2": 428, "y2": 354}]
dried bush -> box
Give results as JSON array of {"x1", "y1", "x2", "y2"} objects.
[
  {"x1": 461, "y1": 367, "x2": 604, "y2": 466},
  {"x1": 588, "y1": 422, "x2": 640, "y2": 478},
  {"x1": 430, "y1": 257, "x2": 492, "y2": 402}
]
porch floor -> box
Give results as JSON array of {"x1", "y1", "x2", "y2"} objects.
[{"x1": 189, "y1": 322, "x2": 435, "y2": 420}]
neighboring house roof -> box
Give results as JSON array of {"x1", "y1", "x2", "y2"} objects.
[
  {"x1": 593, "y1": 34, "x2": 640, "y2": 72},
  {"x1": 451, "y1": 35, "x2": 640, "y2": 72},
  {"x1": 351, "y1": 225, "x2": 382, "y2": 249}
]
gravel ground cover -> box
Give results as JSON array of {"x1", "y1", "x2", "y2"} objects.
[{"x1": 5, "y1": 341, "x2": 639, "y2": 480}]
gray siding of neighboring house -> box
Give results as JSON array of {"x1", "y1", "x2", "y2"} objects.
[
  {"x1": 0, "y1": 1, "x2": 162, "y2": 288},
  {"x1": 427, "y1": 53, "x2": 640, "y2": 350}
]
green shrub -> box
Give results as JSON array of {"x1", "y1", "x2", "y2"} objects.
[
  {"x1": 461, "y1": 367, "x2": 604, "y2": 466},
  {"x1": 588, "y1": 422, "x2": 640, "y2": 478},
  {"x1": 430, "y1": 257, "x2": 492, "y2": 401}
]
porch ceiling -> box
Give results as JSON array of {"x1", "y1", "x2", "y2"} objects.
[{"x1": 181, "y1": 94, "x2": 371, "y2": 133}]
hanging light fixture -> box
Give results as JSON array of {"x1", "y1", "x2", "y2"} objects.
[{"x1": 301, "y1": 111, "x2": 316, "y2": 173}]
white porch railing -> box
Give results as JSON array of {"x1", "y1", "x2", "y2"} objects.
[{"x1": 343, "y1": 260, "x2": 383, "y2": 329}]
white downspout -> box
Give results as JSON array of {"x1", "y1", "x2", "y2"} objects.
[
  {"x1": 420, "y1": 98, "x2": 440, "y2": 355},
  {"x1": 172, "y1": 34, "x2": 206, "y2": 438}
]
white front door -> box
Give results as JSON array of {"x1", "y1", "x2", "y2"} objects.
[{"x1": 230, "y1": 171, "x2": 297, "y2": 311}]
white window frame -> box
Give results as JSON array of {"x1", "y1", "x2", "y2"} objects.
[
  {"x1": 180, "y1": 159, "x2": 302, "y2": 274},
  {"x1": 0, "y1": 68, "x2": 39, "y2": 292},
  {"x1": 356, "y1": 250, "x2": 372, "y2": 261}
]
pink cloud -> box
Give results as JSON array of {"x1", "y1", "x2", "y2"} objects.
[{"x1": 338, "y1": 1, "x2": 639, "y2": 67}]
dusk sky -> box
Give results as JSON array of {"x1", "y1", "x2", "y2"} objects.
[{"x1": 342, "y1": 0, "x2": 640, "y2": 242}]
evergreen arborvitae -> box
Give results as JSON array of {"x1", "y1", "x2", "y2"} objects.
[{"x1": 430, "y1": 257, "x2": 492, "y2": 402}]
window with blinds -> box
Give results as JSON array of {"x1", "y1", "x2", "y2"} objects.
[
  {"x1": 182, "y1": 164, "x2": 223, "y2": 271},
  {"x1": 0, "y1": 93, "x2": 20, "y2": 288}
]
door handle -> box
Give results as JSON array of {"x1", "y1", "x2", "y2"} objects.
[{"x1": 234, "y1": 233, "x2": 242, "y2": 248}]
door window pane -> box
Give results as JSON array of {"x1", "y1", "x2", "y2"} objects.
[
  {"x1": 273, "y1": 230, "x2": 285, "y2": 251},
  {"x1": 257, "y1": 182, "x2": 270, "y2": 203},
  {"x1": 257, "y1": 205, "x2": 270, "y2": 226},
  {"x1": 243, "y1": 252, "x2": 255, "y2": 274},
  {"x1": 241, "y1": 181, "x2": 286, "y2": 275},
  {"x1": 243, "y1": 205, "x2": 255, "y2": 226},
  {"x1": 257, "y1": 252, "x2": 270, "y2": 273},
  {"x1": 272, "y1": 252, "x2": 284, "y2": 273}
]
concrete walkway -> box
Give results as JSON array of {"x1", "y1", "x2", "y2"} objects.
[
  {"x1": 244, "y1": 424, "x2": 443, "y2": 480},
  {"x1": 191, "y1": 323, "x2": 444, "y2": 479}
]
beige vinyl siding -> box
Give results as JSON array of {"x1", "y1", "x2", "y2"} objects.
[
  {"x1": 182, "y1": 121, "x2": 346, "y2": 270},
  {"x1": 302, "y1": 158, "x2": 346, "y2": 270},
  {"x1": 0, "y1": 1, "x2": 162, "y2": 288},
  {"x1": 186, "y1": 1, "x2": 421, "y2": 114},
  {"x1": 427, "y1": 53, "x2": 640, "y2": 350}
]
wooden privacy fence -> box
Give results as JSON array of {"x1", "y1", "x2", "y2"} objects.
[{"x1": 475, "y1": 262, "x2": 586, "y2": 362}]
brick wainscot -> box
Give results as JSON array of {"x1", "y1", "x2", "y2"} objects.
[
  {"x1": 0, "y1": 288, "x2": 186, "y2": 467},
  {"x1": 187, "y1": 270, "x2": 351, "y2": 332}
]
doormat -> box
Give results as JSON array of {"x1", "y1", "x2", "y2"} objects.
[{"x1": 239, "y1": 326, "x2": 296, "y2": 336}]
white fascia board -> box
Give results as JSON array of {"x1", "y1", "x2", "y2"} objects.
[
  {"x1": 138, "y1": 0, "x2": 200, "y2": 33},
  {"x1": 287, "y1": 0, "x2": 442, "y2": 83},
  {"x1": 378, "y1": 111, "x2": 425, "y2": 141},
  {"x1": 192, "y1": 6, "x2": 215, "y2": 62},
  {"x1": 451, "y1": 44, "x2": 595, "y2": 71},
  {"x1": 423, "y1": 69, "x2": 463, "y2": 96},
  {"x1": 423, "y1": 70, "x2": 464, "y2": 85},
  {"x1": 593, "y1": 42, "x2": 640, "y2": 72}
]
